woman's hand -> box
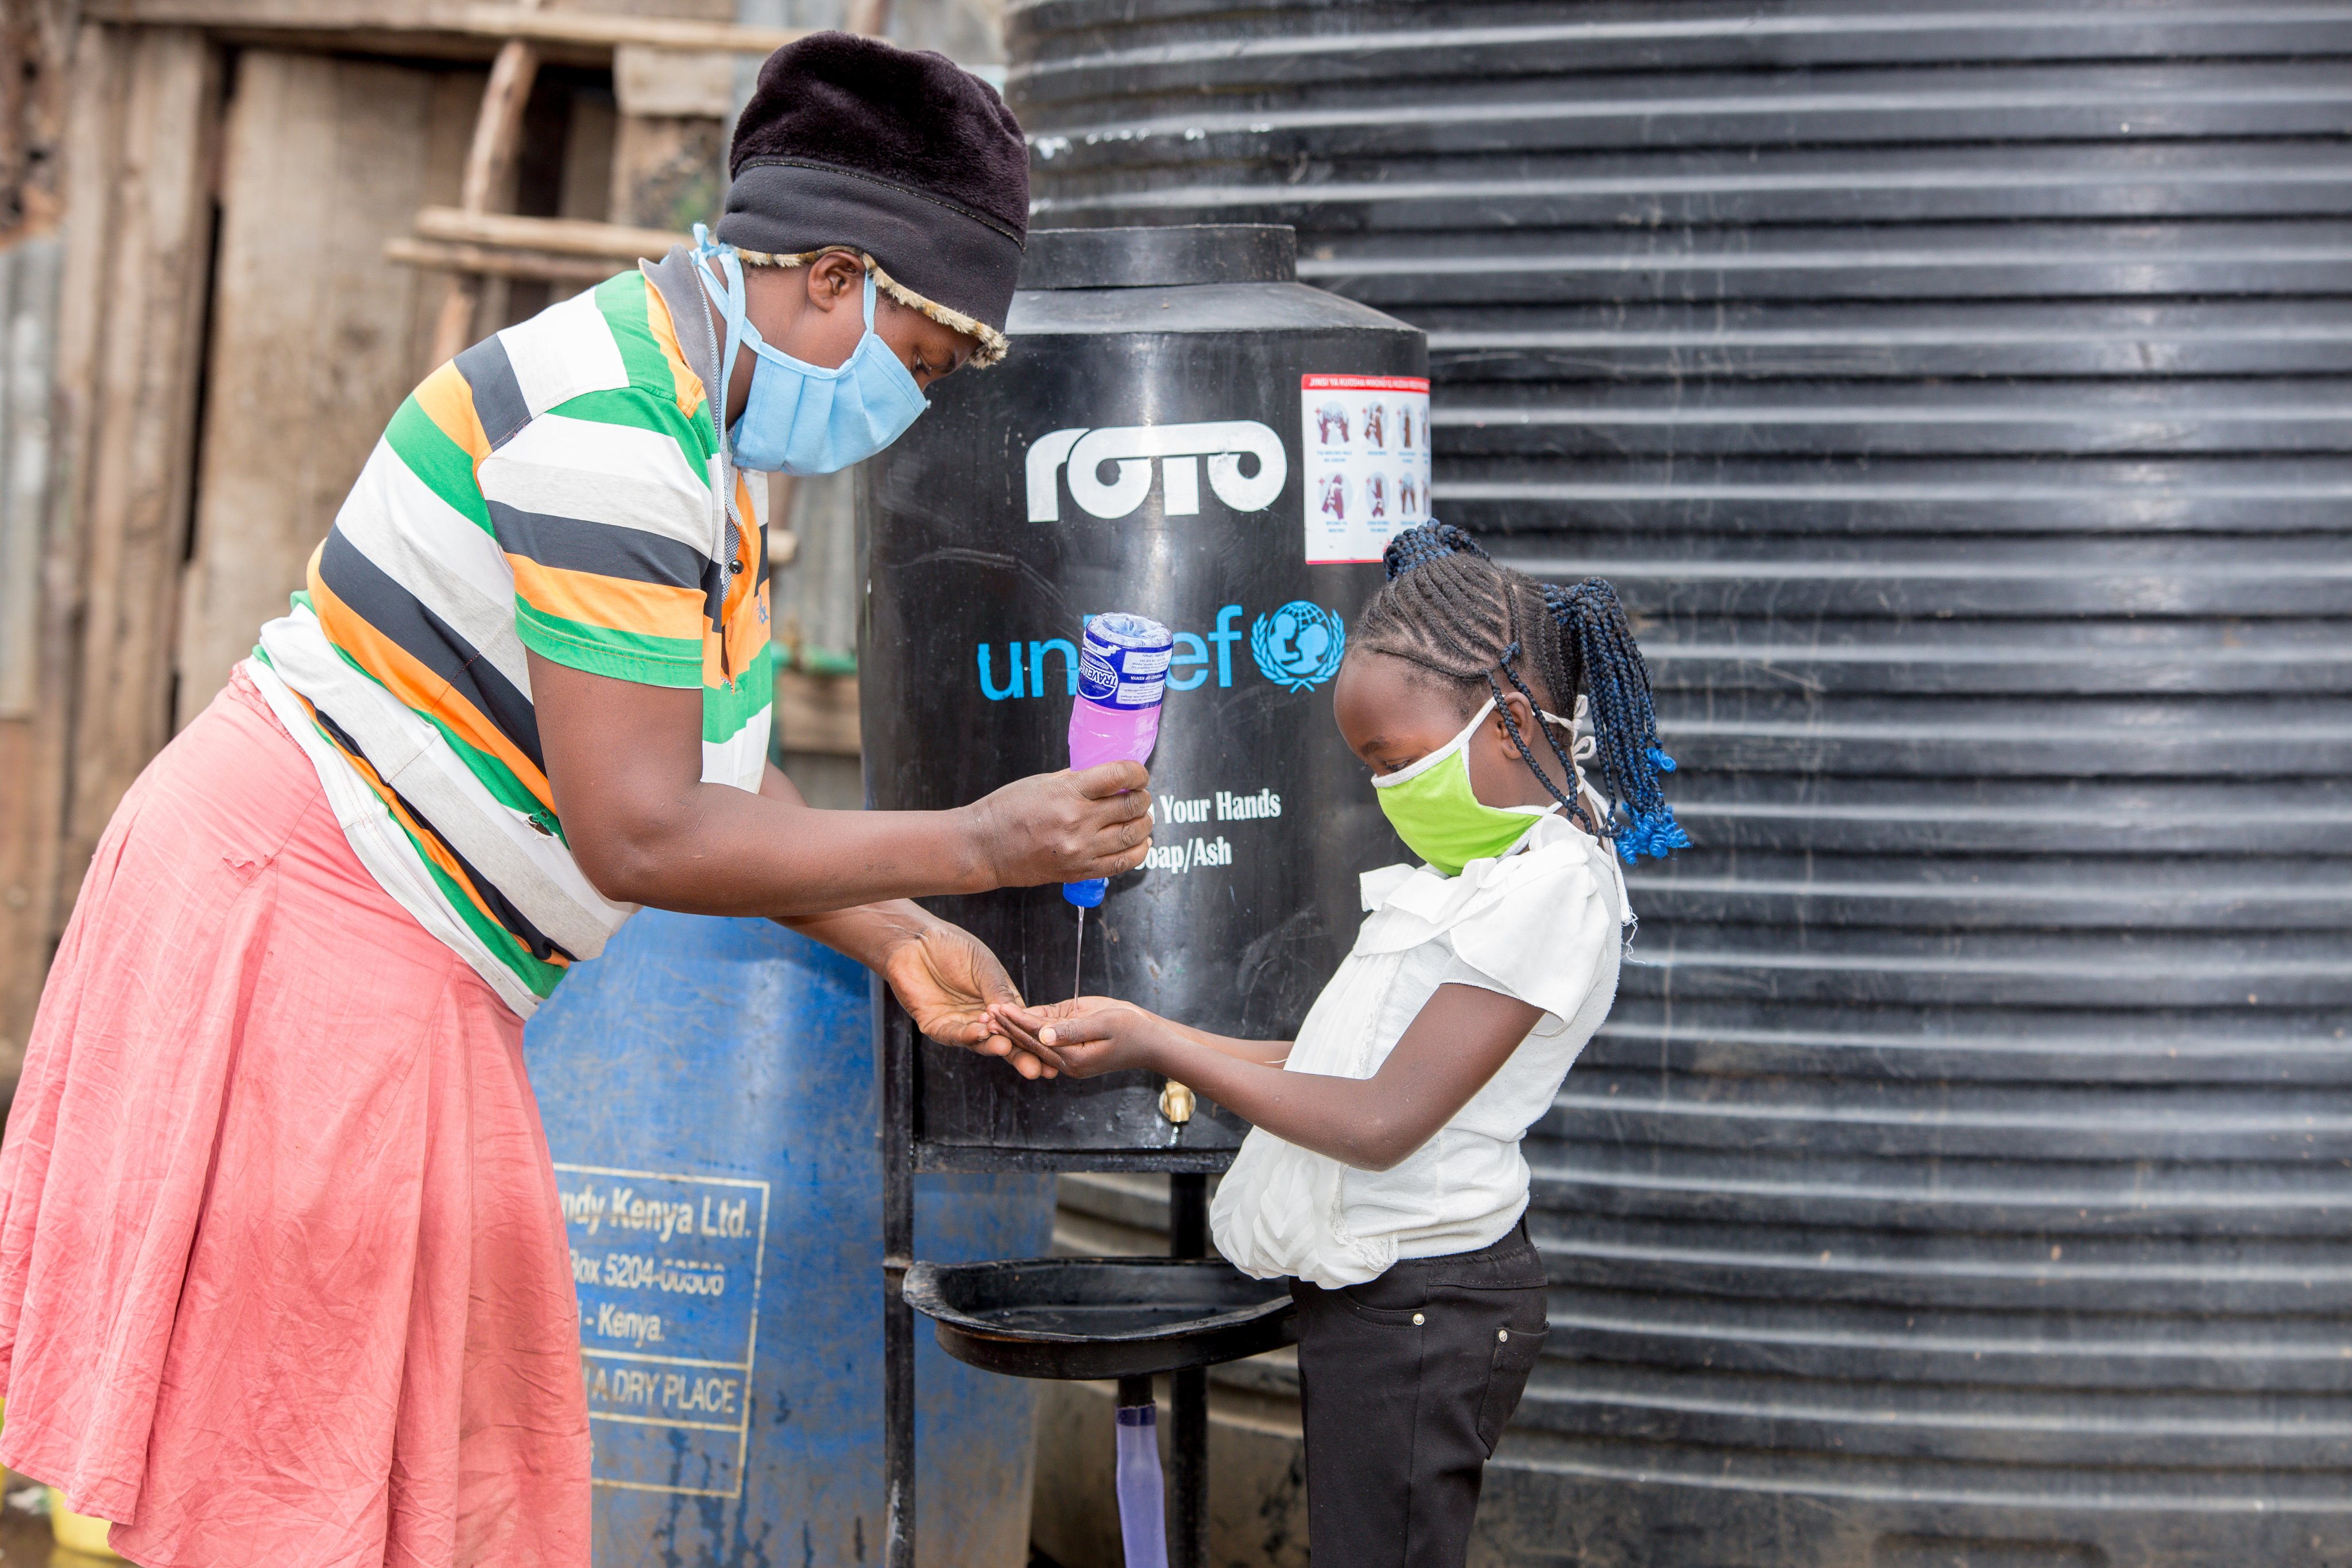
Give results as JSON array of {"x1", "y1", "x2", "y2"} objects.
[
  {"x1": 963, "y1": 763, "x2": 1155, "y2": 888},
  {"x1": 989, "y1": 997, "x2": 1171, "y2": 1079},
  {"x1": 879, "y1": 922, "x2": 1060, "y2": 1080}
]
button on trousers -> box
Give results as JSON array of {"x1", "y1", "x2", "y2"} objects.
[{"x1": 1289, "y1": 1219, "x2": 1550, "y2": 1568}]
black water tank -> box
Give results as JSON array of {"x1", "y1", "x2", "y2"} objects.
[
  {"x1": 861, "y1": 224, "x2": 1427, "y2": 1169},
  {"x1": 1011, "y1": 5, "x2": 2352, "y2": 1563}
]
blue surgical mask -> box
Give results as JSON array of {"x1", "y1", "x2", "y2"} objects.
[{"x1": 691, "y1": 227, "x2": 927, "y2": 475}]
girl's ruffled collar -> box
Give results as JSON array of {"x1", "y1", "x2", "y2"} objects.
[{"x1": 1353, "y1": 814, "x2": 1618, "y2": 955}]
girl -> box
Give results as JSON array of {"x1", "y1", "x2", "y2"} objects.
[{"x1": 996, "y1": 521, "x2": 1686, "y2": 1568}]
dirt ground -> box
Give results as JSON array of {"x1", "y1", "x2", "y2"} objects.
[{"x1": 0, "y1": 1503, "x2": 1066, "y2": 1568}]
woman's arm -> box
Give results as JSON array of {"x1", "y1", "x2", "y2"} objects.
[
  {"x1": 531, "y1": 655, "x2": 1154, "y2": 916},
  {"x1": 993, "y1": 986, "x2": 1542, "y2": 1172},
  {"x1": 727, "y1": 761, "x2": 1061, "y2": 1078},
  {"x1": 787, "y1": 892, "x2": 1067, "y2": 1077}
]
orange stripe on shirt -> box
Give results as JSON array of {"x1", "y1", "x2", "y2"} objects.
[
  {"x1": 412, "y1": 362, "x2": 493, "y2": 471},
  {"x1": 308, "y1": 556, "x2": 555, "y2": 808},
  {"x1": 717, "y1": 468, "x2": 761, "y2": 637},
  {"x1": 648, "y1": 288, "x2": 752, "y2": 660},
  {"x1": 718, "y1": 502, "x2": 749, "y2": 621},
  {"x1": 643, "y1": 276, "x2": 710, "y2": 427},
  {"x1": 509, "y1": 556, "x2": 706, "y2": 643},
  {"x1": 288, "y1": 684, "x2": 568, "y2": 970},
  {"x1": 722, "y1": 580, "x2": 771, "y2": 681}
]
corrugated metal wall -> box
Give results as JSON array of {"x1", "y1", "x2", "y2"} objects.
[{"x1": 1009, "y1": 3, "x2": 2352, "y2": 1562}]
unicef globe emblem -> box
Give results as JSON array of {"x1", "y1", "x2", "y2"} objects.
[{"x1": 1250, "y1": 601, "x2": 1347, "y2": 692}]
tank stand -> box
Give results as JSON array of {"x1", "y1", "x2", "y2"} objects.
[
  {"x1": 1166, "y1": 1173, "x2": 1209, "y2": 1568},
  {"x1": 881, "y1": 1170, "x2": 1216, "y2": 1568},
  {"x1": 881, "y1": 989, "x2": 1227, "y2": 1568},
  {"x1": 882, "y1": 981, "x2": 917, "y2": 1568}
]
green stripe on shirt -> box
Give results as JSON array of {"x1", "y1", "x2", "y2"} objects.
[
  {"x1": 555, "y1": 386, "x2": 714, "y2": 470},
  {"x1": 596, "y1": 269, "x2": 687, "y2": 408},
  {"x1": 705, "y1": 645, "x2": 775, "y2": 743},
  {"x1": 395, "y1": 811, "x2": 570, "y2": 1000},
  {"x1": 515, "y1": 599, "x2": 707, "y2": 687},
  {"x1": 383, "y1": 396, "x2": 495, "y2": 532}
]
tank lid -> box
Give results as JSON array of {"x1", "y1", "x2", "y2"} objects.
[{"x1": 1019, "y1": 226, "x2": 1298, "y2": 290}]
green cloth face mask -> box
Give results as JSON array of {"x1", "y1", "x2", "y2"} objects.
[{"x1": 1369, "y1": 699, "x2": 1558, "y2": 876}]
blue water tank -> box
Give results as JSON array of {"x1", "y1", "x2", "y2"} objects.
[{"x1": 524, "y1": 911, "x2": 1053, "y2": 1566}]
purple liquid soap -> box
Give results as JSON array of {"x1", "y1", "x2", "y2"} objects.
[{"x1": 1064, "y1": 613, "x2": 1173, "y2": 913}]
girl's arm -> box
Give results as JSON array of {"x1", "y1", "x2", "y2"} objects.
[
  {"x1": 1160, "y1": 1017, "x2": 1293, "y2": 1067},
  {"x1": 988, "y1": 996, "x2": 1294, "y2": 1074},
  {"x1": 993, "y1": 987, "x2": 1542, "y2": 1172}
]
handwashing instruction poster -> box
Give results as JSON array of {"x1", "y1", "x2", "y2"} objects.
[
  {"x1": 1301, "y1": 373, "x2": 1432, "y2": 563},
  {"x1": 558, "y1": 1162, "x2": 771, "y2": 1498}
]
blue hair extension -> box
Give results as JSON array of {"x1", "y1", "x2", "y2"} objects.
[{"x1": 1542, "y1": 579, "x2": 1688, "y2": 863}]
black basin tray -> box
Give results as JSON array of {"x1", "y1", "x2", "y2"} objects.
[{"x1": 902, "y1": 1256, "x2": 1297, "y2": 1380}]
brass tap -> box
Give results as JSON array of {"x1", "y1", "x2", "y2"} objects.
[{"x1": 1159, "y1": 1079, "x2": 1195, "y2": 1124}]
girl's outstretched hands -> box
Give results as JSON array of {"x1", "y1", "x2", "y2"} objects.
[{"x1": 988, "y1": 997, "x2": 1173, "y2": 1079}]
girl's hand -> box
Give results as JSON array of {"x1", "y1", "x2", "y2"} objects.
[{"x1": 990, "y1": 997, "x2": 1170, "y2": 1080}]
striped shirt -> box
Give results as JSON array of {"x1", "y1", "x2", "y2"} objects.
[{"x1": 247, "y1": 255, "x2": 770, "y2": 1016}]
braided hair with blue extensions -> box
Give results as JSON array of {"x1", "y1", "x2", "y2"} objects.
[
  {"x1": 1541, "y1": 578, "x2": 1689, "y2": 861},
  {"x1": 1355, "y1": 522, "x2": 1688, "y2": 864}
]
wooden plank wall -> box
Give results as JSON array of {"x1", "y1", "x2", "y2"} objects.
[
  {"x1": 175, "y1": 53, "x2": 482, "y2": 724},
  {"x1": 0, "y1": 238, "x2": 65, "y2": 1094},
  {"x1": 1, "y1": 0, "x2": 74, "y2": 245},
  {"x1": 0, "y1": 0, "x2": 80, "y2": 1086},
  {"x1": 609, "y1": 44, "x2": 730, "y2": 231},
  {"x1": 0, "y1": 24, "x2": 222, "y2": 1086}
]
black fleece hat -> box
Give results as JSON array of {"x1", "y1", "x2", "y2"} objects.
[{"x1": 720, "y1": 33, "x2": 1028, "y2": 344}]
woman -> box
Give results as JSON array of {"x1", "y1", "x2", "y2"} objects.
[{"x1": 0, "y1": 35, "x2": 1125, "y2": 1568}]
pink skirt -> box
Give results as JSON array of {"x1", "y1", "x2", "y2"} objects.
[{"x1": 0, "y1": 670, "x2": 590, "y2": 1568}]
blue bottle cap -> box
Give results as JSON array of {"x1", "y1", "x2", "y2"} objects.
[
  {"x1": 1062, "y1": 878, "x2": 1107, "y2": 908},
  {"x1": 1077, "y1": 613, "x2": 1174, "y2": 711}
]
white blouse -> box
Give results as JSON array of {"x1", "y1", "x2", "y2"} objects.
[{"x1": 1209, "y1": 810, "x2": 1628, "y2": 1288}]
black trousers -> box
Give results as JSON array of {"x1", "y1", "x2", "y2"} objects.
[{"x1": 1290, "y1": 1219, "x2": 1550, "y2": 1568}]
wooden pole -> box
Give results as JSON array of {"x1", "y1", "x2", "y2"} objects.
[
  {"x1": 79, "y1": 3, "x2": 808, "y2": 57},
  {"x1": 427, "y1": 29, "x2": 539, "y2": 365},
  {"x1": 385, "y1": 236, "x2": 618, "y2": 285},
  {"x1": 412, "y1": 205, "x2": 686, "y2": 260},
  {"x1": 461, "y1": 8, "x2": 802, "y2": 52}
]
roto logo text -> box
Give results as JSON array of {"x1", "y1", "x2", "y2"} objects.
[{"x1": 1027, "y1": 422, "x2": 1288, "y2": 522}]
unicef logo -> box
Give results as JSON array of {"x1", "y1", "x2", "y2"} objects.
[{"x1": 1251, "y1": 601, "x2": 1346, "y2": 692}]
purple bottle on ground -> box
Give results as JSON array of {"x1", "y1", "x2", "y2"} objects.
[{"x1": 1064, "y1": 612, "x2": 1173, "y2": 908}]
